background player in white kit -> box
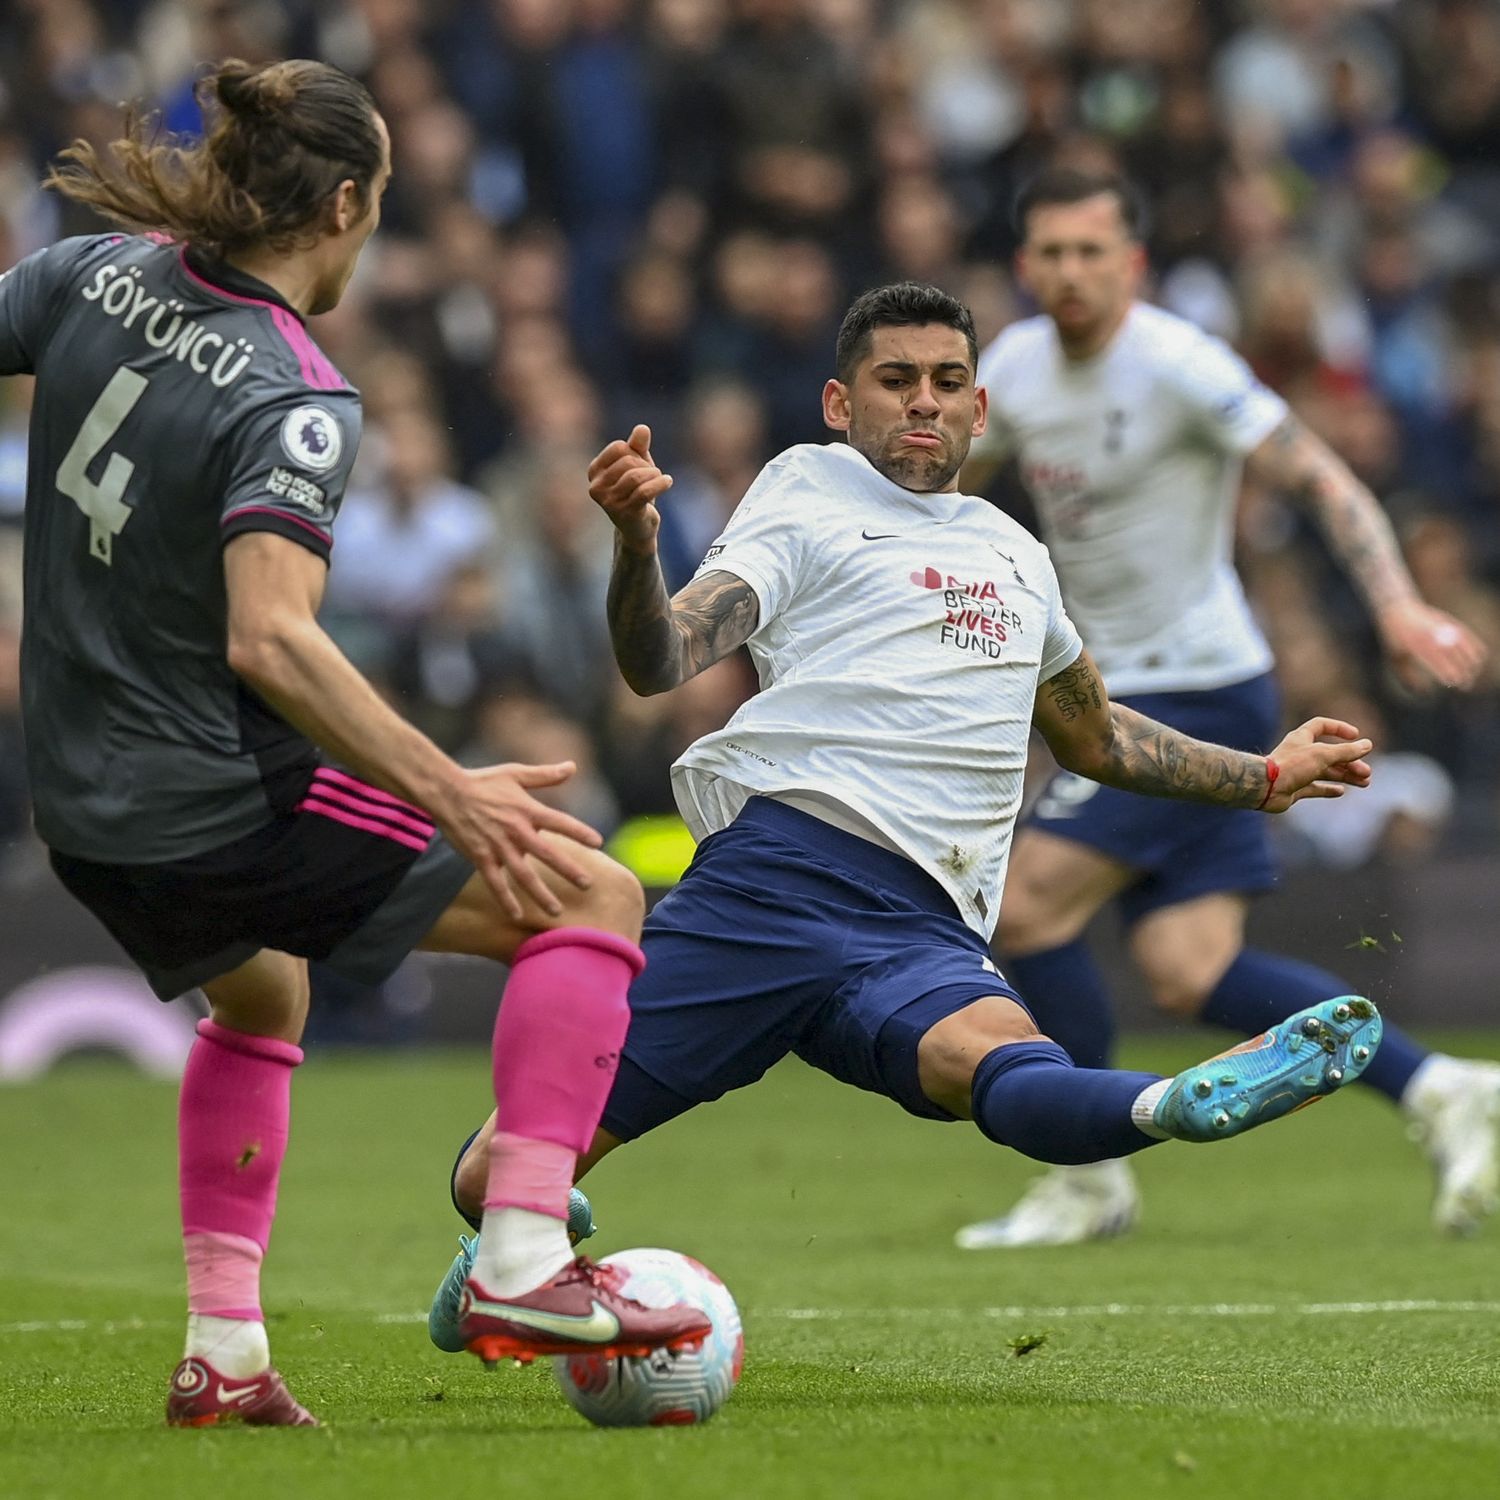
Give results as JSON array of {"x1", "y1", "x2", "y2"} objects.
[
  {"x1": 958, "y1": 168, "x2": 1499, "y2": 1250},
  {"x1": 428, "y1": 283, "x2": 1386, "y2": 1347}
]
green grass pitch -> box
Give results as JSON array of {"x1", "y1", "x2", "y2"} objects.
[{"x1": 3, "y1": 1036, "x2": 1500, "y2": 1499}]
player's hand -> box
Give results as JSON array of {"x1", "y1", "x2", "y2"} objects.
[
  {"x1": 1260, "y1": 718, "x2": 1374, "y2": 813},
  {"x1": 588, "y1": 424, "x2": 674, "y2": 555},
  {"x1": 1376, "y1": 598, "x2": 1487, "y2": 691},
  {"x1": 433, "y1": 761, "x2": 603, "y2": 920}
]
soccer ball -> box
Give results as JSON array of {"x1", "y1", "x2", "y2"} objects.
[{"x1": 553, "y1": 1248, "x2": 743, "y2": 1427}]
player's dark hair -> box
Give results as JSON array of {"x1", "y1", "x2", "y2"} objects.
[
  {"x1": 1014, "y1": 167, "x2": 1146, "y2": 242},
  {"x1": 835, "y1": 282, "x2": 978, "y2": 382},
  {"x1": 44, "y1": 58, "x2": 383, "y2": 259}
]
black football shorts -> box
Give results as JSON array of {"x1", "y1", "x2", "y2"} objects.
[{"x1": 50, "y1": 766, "x2": 474, "y2": 999}]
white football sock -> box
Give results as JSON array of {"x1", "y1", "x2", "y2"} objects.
[
  {"x1": 184, "y1": 1314, "x2": 270, "y2": 1378},
  {"x1": 473, "y1": 1207, "x2": 575, "y2": 1298},
  {"x1": 1130, "y1": 1079, "x2": 1172, "y2": 1139}
]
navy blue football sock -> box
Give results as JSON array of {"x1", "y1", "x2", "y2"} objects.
[
  {"x1": 450, "y1": 1127, "x2": 483, "y2": 1232},
  {"x1": 1005, "y1": 940, "x2": 1117, "y2": 1069},
  {"x1": 970, "y1": 1040, "x2": 1164, "y2": 1164},
  {"x1": 1200, "y1": 948, "x2": 1424, "y2": 1101}
]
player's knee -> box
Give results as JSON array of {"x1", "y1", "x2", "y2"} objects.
[
  {"x1": 994, "y1": 886, "x2": 1082, "y2": 956},
  {"x1": 204, "y1": 953, "x2": 309, "y2": 1040},
  {"x1": 1145, "y1": 975, "x2": 1209, "y2": 1018},
  {"x1": 917, "y1": 999, "x2": 1042, "y2": 1117},
  {"x1": 1135, "y1": 953, "x2": 1220, "y2": 1018},
  {"x1": 569, "y1": 851, "x2": 645, "y2": 940},
  {"x1": 1131, "y1": 930, "x2": 1237, "y2": 1018}
]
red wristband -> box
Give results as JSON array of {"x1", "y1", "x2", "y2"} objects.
[{"x1": 1255, "y1": 757, "x2": 1281, "y2": 810}]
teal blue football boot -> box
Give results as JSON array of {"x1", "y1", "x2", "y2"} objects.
[
  {"x1": 428, "y1": 1188, "x2": 597, "y2": 1353},
  {"x1": 1153, "y1": 997, "x2": 1382, "y2": 1143}
]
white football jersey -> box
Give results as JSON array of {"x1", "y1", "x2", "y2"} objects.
[
  {"x1": 671, "y1": 443, "x2": 1082, "y2": 938},
  {"x1": 976, "y1": 302, "x2": 1287, "y2": 696}
]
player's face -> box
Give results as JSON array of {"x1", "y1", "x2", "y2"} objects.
[
  {"x1": 311, "y1": 114, "x2": 392, "y2": 315},
  {"x1": 1018, "y1": 194, "x2": 1145, "y2": 350},
  {"x1": 822, "y1": 324, "x2": 988, "y2": 493}
]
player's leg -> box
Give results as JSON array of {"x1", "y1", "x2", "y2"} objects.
[
  {"x1": 427, "y1": 799, "x2": 857, "y2": 1356},
  {"x1": 798, "y1": 866, "x2": 1378, "y2": 1199},
  {"x1": 428, "y1": 1069, "x2": 692, "y2": 1355},
  {"x1": 417, "y1": 843, "x2": 644, "y2": 1301},
  {"x1": 168, "y1": 948, "x2": 317, "y2": 1427},
  {"x1": 964, "y1": 825, "x2": 1141, "y2": 1247},
  {"x1": 426, "y1": 1113, "x2": 621, "y2": 1353},
  {"x1": 913, "y1": 989, "x2": 1381, "y2": 1156},
  {"x1": 993, "y1": 822, "x2": 1135, "y2": 1071},
  {"x1": 973, "y1": 676, "x2": 1292, "y2": 1247},
  {"x1": 1130, "y1": 895, "x2": 1500, "y2": 1234},
  {"x1": 412, "y1": 840, "x2": 713, "y2": 1361},
  {"x1": 448, "y1": 1111, "x2": 621, "y2": 1230},
  {"x1": 916, "y1": 995, "x2": 1165, "y2": 1160}
]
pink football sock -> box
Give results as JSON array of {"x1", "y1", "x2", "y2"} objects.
[
  {"x1": 483, "y1": 1132, "x2": 576, "y2": 1221},
  {"x1": 183, "y1": 1231, "x2": 264, "y2": 1321},
  {"x1": 178, "y1": 1018, "x2": 303, "y2": 1320},
  {"x1": 485, "y1": 927, "x2": 643, "y2": 1219}
]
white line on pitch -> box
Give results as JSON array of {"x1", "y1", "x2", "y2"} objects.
[
  {"x1": 10, "y1": 1299, "x2": 1500, "y2": 1338},
  {"x1": 370, "y1": 1300, "x2": 1500, "y2": 1326},
  {"x1": 0, "y1": 1318, "x2": 168, "y2": 1335},
  {"x1": 770, "y1": 1300, "x2": 1500, "y2": 1320}
]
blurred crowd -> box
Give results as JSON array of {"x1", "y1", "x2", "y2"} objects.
[{"x1": 4, "y1": 0, "x2": 1500, "y2": 875}]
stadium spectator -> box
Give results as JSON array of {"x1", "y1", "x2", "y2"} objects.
[
  {"x1": 325, "y1": 406, "x2": 496, "y2": 627},
  {"x1": 493, "y1": 447, "x2": 617, "y2": 725},
  {"x1": 2, "y1": 0, "x2": 1500, "y2": 946}
]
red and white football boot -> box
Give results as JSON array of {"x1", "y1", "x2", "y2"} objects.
[
  {"x1": 458, "y1": 1255, "x2": 712, "y2": 1366},
  {"x1": 166, "y1": 1356, "x2": 318, "y2": 1427}
]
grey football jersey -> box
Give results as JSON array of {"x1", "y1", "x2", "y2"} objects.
[{"x1": 0, "y1": 234, "x2": 363, "y2": 862}]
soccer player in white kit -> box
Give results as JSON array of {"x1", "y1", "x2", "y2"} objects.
[
  {"x1": 956, "y1": 168, "x2": 1499, "y2": 1250},
  {"x1": 427, "y1": 283, "x2": 1385, "y2": 1345}
]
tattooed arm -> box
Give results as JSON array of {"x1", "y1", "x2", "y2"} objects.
[
  {"x1": 1245, "y1": 415, "x2": 1485, "y2": 689},
  {"x1": 589, "y1": 423, "x2": 761, "y2": 695},
  {"x1": 607, "y1": 553, "x2": 760, "y2": 695},
  {"x1": 1032, "y1": 651, "x2": 1373, "y2": 813}
]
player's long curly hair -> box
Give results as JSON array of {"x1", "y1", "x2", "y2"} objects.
[{"x1": 44, "y1": 58, "x2": 383, "y2": 259}]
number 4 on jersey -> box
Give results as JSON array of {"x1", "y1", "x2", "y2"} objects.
[{"x1": 55, "y1": 367, "x2": 148, "y2": 565}]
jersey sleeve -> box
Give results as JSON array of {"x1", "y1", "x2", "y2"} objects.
[
  {"x1": 1172, "y1": 329, "x2": 1288, "y2": 456},
  {"x1": 0, "y1": 237, "x2": 110, "y2": 376},
  {"x1": 219, "y1": 391, "x2": 363, "y2": 563},
  {"x1": 1036, "y1": 548, "x2": 1084, "y2": 681},
  {"x1": 692, "y1": 453, "x2": 813, "y2": 627}
]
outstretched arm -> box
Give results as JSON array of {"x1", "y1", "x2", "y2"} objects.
[
  {"x1": 590, "y1": 425, "x2": 760, "y2": 695},
  {"x1": 223, "y1": 533, "x2": 600, "y2": 919},
  {"x1": 1245, "y1": 415, "x2": 1486, "y2": 689},
  {"x1": 1032, "y1": 651, "x2": 1372, "y2": 813}
]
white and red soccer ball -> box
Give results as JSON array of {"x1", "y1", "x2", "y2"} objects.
[{"x1": 553, "y1": 1248, "x2": 744, "y2": 1427}]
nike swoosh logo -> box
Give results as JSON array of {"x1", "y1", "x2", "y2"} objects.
[
  {"x1": 216, "y1": 1382, "x2": 260, "y2": 1405},
  {"x1": 861, "y1": 529, "x2": 901, "y2": 541},
  {"x1": 471, "y1": 1296, "x2": 622, "y2": 1343}
]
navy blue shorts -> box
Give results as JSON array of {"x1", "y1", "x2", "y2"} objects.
[
  {"x1": 1026, "y1": 671, "x2": 1282, "y2": 924},
  {"x1": 600, "y1": 798, "x2": 1023, "y2": 1141}
]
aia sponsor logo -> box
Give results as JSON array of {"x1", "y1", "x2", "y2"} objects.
[{"x1": 910, "y1": 567, "x2": 1025, "y2": 659}]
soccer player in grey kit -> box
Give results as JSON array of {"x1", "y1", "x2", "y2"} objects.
[{"x1": 0, "y1": 58, "x2": 707, "y2": 1428}]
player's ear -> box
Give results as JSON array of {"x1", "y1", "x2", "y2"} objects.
[
  {"x1": 971, "y1": 383, "x2": 988, "y2": 439},
  {"x1": 329, "y1": 178, "x2": 362, "y2": 234},
  {"x1": 822, "y1": 378, "x2": 851, "y2": 432}
]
